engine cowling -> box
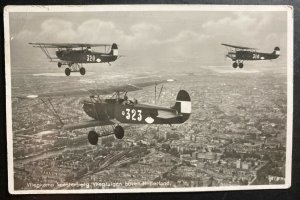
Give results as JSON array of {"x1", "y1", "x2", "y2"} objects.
[{"x1": 56, "y1": 50, "x2": 63, "y2": 59}]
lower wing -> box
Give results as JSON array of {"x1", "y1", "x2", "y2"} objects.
[{"x1": 62, "y1": 120, "x2": 114, "y2": 131}]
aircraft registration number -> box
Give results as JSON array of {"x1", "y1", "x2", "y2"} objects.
[
  {"x1": 87, "y1": 55, "x2": 96, "y2": 62},
  {"x1": 122, "y1": 108, "x2": 142, "y2": 121}
]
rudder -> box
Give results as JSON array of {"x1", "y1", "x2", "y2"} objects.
[
  {"x1": 172, "y1": 90, "x2": 191, "y2": 122},
  {"x1": 273, "y1": 47, "x2": 280, "y2": 55},
  {"x1": 110, "y1": 43, "x2": 118, "y2": 56}
]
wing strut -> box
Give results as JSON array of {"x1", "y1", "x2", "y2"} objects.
[
  {"x1": 154, "y1": 83, "x2": 157, "y2": 104},
  {"x1": 37, "y1": 44, "x2": 58, "y2": 61},
  {"x1": 40, "y1": 98, "x2": 64, "y2": 126},
  {"x1": 157, "y1": 85, "x2": 164, "y2": 104}
]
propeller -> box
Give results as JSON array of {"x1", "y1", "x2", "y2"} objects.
[{"x1": 223, "y1": 50, "x2": 229, "y2": 62}]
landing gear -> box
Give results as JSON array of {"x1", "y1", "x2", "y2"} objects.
[
  {"x1": 65, "y1": 68, "x2": 71, "y2": 76},
  {"x1": 63, "y1": 63, "x2": 86, "y2": 76},
  {"x1": 87, "y1": 125, "x2": 125, "y2": 145},
  {"x1": 114, "y1": 125, "x2": 124, "y2": 139},
  {"x1": 232, "y1": 62, "x2": 238, "y2": 68},
  {"x1": 79, "y1": 67, "x2": 86, "y2": 75},
  {"x1": 57, "y1": 62, "x2": 62, "y2": 68},
  {"x1": 233, "y1": 62, "x2": 244, "y2": 69},
  {"x1": 88, "y1": 130, "x2": 99, "y2": 145},
  {"x1": 238, "y1": 62, "x2": 244, "y2": 68}
]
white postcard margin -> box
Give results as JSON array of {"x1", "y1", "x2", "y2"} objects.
[{"x1": 4, "y1": 4, "x2": 294, "y2": 194}]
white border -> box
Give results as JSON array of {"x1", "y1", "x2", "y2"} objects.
[{"x1": 4, "y1": 4, "x2": 294, "y2": 194}]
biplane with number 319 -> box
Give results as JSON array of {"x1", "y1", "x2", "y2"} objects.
[
  {"x1": 18, "y1": 79, "x2": 191, "y2": 146},
  {"x1": 221, "y1": 43, "x2": 280, "y2": 68},
  {"x1": 29, "y1": 43, "x2": 120, "y2": 76}
]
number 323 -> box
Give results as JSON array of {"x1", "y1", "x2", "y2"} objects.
[{"x1": 125, "y1": 109, "x2": 142, "y2": 121}]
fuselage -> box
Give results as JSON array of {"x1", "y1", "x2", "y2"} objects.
[
  {"x1": 227, "y1": 49, "x2": 280, "y2": 61},
  {"x1": 56, "y1": 50, "x2": 118, "y2": 63},
  {"x1": 82, "y1": 98, "x2": 189, "y2": 125}
]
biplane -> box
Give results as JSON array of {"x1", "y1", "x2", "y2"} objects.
[
  {"x1": 221, "y1": 43, "x2": 280, "y2": 68},
  {"x1": 18, "y1": 79, "x2": 191, "y2": 146},
  {"x1": 29, "y1": 43, "x2": 120, "y2": 76}
]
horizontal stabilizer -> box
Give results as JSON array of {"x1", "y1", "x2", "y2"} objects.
[{"x1": 157, "y1": 110, "x2": 178, "y2": 119}]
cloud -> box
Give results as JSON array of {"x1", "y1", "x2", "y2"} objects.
[
  {"x1": 15, "y1": 18, "x2": 211, "y2": 45},
  {"x1": 15, "y1": 19, "x2": 166, "y2": 48},
  {"x1": 202, "y1": 13, "x2": 259, "y2": 41},
  {"x1": 152, "y1": 30, "x2": 211, "y2": 45},
  {"x1": 199, "y1": 12, "x2": 287, "y2": 54},
  {"x1": 15, "y1": 18, "x2": 75, "y2": 42},
  {"x1": 11, "y1": 12, "x2": 287, "y2": 67},
  {"x1": 130, "y1": 23, "x2": 161, "y2": 33},
  {"x1": 39, "y1": 19, "x2": 76, "y2": 41},
  {"x1": 76, "y1": 20, "x2": 124, "y2": 43},
  {"x1": 14, "y1": 18, "x2": 211, "y2": 60}
]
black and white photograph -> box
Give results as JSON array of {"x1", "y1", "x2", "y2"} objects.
[{"x1": 4, "y1": 5, "x2": 293, "y2": 194}]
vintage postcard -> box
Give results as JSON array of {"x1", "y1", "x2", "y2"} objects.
[{"x1": 4, "y1": 5, "x2": 293, "y2": 194}]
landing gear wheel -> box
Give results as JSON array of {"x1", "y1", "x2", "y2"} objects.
[
  {"x1": 239, "y1": 63, "x2": 244, "y2": 68},
  {"x1": 88, "y1": 131, "x2": 98, "y2": 145},
  {"x1": 79, "y1": 67, "x2": 86, "y2": 75},
  {"x1": 232, "y1": 62, "x2": 238, "y2": 68},
  {"x1": 65, "y1": 68, "x2": 71, "y2": 76},
  {"x1": 57, "y1": 62, "x2": 62, "y2": 68},
  {"x1": 114, "y1": 125, "x2": 124, "y2": 139}
]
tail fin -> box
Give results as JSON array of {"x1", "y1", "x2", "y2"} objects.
[
  {"x1": 109, "y1": 43, "x2": 118, "y2": 56},
  {"x1": 272, "y1": 47, "x2": 280, "y2": 56},
  {"x1": 172, "y1": 90, "x2": 191, "y2": 122}
]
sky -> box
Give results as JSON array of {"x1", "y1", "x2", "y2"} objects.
[{"x1": 8, "y1": 10, "x2": 288, "y2": 70}]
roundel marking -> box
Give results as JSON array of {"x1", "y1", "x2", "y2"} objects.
[{"x1": 145, "y1": 117, "x2": 154, "y2": 124}]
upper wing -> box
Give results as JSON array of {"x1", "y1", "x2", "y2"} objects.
[
  {"x1": 29, "y1": 42, "x2": 112, "y2": 48},
  {"x1": 16, "y1": 79, "x2": 175, "y2": 99},
  {"x1": 221, "y1": 43, "x2": 257, "y2": 50},
  {"x1": 16, "y1": 86, "x2": 139, "y2": 99},
  {"x1": 62, "y1": 120, "x2": 114, "y2": 131}
]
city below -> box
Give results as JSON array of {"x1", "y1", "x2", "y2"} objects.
[{"x1": 11, "y1": 66, "x2": 287, "y2": 190}]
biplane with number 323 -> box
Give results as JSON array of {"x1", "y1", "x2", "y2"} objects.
[
  {"x1": 29, "y1": 42, "x2": 120, "y2": 76},
  {"x1": 19, "y1": 79, "x2": 191, "y2": 146},
  {"x1": 222, "y1": 43, "x2": 280, "y2": 68}
]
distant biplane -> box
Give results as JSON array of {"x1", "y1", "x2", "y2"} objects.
[
  {"x1": 18, "y1": 79, "x2": 191, "y2": 146},
  {"x1": 29, "y1": 43, "x2": 120, "y2": 76},
  {"x1": 221, "y1": 43, "x2": 280, "y2": 68}
]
